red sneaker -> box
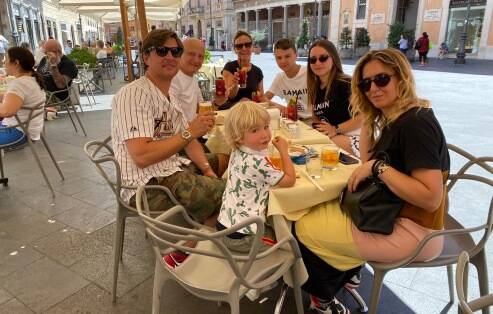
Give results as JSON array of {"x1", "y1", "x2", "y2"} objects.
[{"x1": 163, "y1": 251, "x2": 189, "y2": 269}]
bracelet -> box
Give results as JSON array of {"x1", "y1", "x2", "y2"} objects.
[
  {"x1": 375, "y1": 161, "x2": 391, "y2": 177},
  {"x1": 371, "y1": 159, "x2": 382, "y2": 176}
]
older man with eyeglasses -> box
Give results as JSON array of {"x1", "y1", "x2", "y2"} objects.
[{"x1": 111, "y1": 31, "x2": 226, "y2": 261}]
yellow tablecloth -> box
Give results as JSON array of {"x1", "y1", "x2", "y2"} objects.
[{"x1": 206, "y1": 116, "x2": 331, "y2": 155}]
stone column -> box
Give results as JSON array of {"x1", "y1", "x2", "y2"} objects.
[
  {"x1": 244, "y1": 10, "x2": 249, "y2": 31},
  {"x1": 283, "y1": 6, "x2": 288, "y2": 37},
  {"x1": 267, "y1": 7, "x2": 272, "y2": 51},
  {"x1": 255, "y1": 9, "x2": 259, "y2": 31},
  {"x1": 299, "y1": 3, "x2": 304, "y2": 31},
  {"x1": 317, "y1": 1, "x2": 323, "y2": 37}
]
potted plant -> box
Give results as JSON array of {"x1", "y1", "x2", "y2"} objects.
[
  {"x1": 354, "y1": 28, "x2": 370, "y2": 58},
  {"x1": 338, "y1": 27, "x2": 353, "y2": 59},
  {"x1": 250, "y1": 29, "x2": 266, "y2": 54},
  {"x1": 297, "y1": 18, "x2": 309, "y2": 57},
  {"x1": 387, "y1": 23, "x2": 415, "y2": 61},
  {"x1": 67, "y1": 47, "x2": 98, "y2": 68}
]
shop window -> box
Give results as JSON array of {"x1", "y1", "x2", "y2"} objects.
[
  {"x1": 446, "y1": 5, "x2": 485, "y2": 54},
  {"x1": 356, "y1": 0, "x2": 366, "y2": 20}
]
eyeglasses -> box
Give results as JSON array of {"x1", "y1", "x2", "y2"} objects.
[
  {"x1": 146, "y1": 46, "x2": 183, "y2": 58},
  {"x1": 358, "y1": 73, "x2": 395, "y2": 92},
  {"x1": 308, "y1": 55, "x2": 330, "y2": 64},
  {"x1": 234, "y1": 42, "x2": 253, "y2": 50}
]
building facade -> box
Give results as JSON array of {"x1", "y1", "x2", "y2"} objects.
[
  {"x1": 1, "y1": 0, "x2": 44, "y2": 50},
  {"x1": 216, "y1": 0, "x2": 492, "y2": 59},
  {"x1": 176, "y1": 0, "x2": 235, "y2": 50}
]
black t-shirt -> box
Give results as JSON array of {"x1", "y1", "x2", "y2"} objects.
[
  {"x1": 221, "y1": 60, "x2": 263, "y2": 107},
  {"x1": 372, "y1": 107, "x2": 450, "y2": 175},
  {"x1": 37, "y1": 55, "x2": 78, "y2": 100},
  {"x1": 313, "y1": 78, "x2": 351, "y2": 126}
]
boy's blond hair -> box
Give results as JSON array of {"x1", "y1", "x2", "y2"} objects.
[{"x1": 224, "y1": 101, "x2": 270, "y2": 150}]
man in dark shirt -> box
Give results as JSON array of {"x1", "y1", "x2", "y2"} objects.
[{"x1": 37, "y1": 39, "x2": 78, "y2": 100}]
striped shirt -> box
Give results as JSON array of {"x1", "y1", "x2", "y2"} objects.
[{"x1": 111, "y1": 76, "x2": 191, "y2": 202}]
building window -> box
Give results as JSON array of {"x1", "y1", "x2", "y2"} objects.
[
  {"x1": 446, "y1": 3, "x2": 486, "y2": 54},
  {"x1": 356, "y1": 0, "x2": 366, "y2": 20},
  {"x1": 343, "y1": 11, "x2": 349, "y2": 25}
]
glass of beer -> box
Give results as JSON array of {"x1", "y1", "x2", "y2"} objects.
[
  {"x1": 215, "y1": 78, "x2": 225, "y2": 97},
  {"x1": 321, "y1": 144, "x2": 340, "y2": 170},
  {"x1": 238, "y1": 67, "x2": 247, "y2": 89},
  {"x1": 268, "y1": 145, "x2": 283, "y2": 170},
  {"x1": 198, "y1": 101, "x2": 215, "y2": 138}
]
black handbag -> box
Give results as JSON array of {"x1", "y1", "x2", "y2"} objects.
[{"x1": 339, "y1": 175, "x2": 404, "y2": 235}]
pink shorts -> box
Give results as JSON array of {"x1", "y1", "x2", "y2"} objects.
[{"x1": 352, "y1": 217, "x2": 443, "y2": 263}]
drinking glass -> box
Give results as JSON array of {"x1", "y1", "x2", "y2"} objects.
[
  {"x1": 199, "y1": 101, "x2": 215, "y2": 138},
  {"x1": 306, "y1": 155, "x2": 322, "y2": 179},
  {"x1": 238, "y1": 67, "x2": 247, "y2": 89},
  {"x1": 268, "y1": 145, "x2": 283, "y2": 170},
  {"x1": 321, "y1": 144, "x2": 340, "y2": 170}
]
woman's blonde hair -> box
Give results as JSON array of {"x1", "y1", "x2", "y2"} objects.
[
  {"x1": 351, "y1": 48, "x2": 430, "y2": 144},
  {"x1": 307, "y1": 40, "x2": 351, "y2": 114},
  {"x1": 224, "y1": 101, "x2": 270, "y2": 150}
]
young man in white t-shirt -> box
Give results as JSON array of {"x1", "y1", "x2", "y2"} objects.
[{"x1": 264, "y1": 38, "x2": 310, "y2": 119}]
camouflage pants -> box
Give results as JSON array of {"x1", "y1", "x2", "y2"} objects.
[{"x1": 130, "y1": 154, "x2": 226, "y2": 223}]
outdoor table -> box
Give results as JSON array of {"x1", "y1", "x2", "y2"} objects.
[
  {"x1": 206, "y1": 110, "x2": 331, "y2": 154},
  {"x1": 206, "y1": 111, "x2": 359, "y2": 286},
  {"x1": 200, "y1": 63, "x2": 224, "y2": 81}
]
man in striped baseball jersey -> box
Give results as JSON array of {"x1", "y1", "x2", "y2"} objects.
[{"x1": 111, "y1": 30, "x2": 226, "y2": 225}]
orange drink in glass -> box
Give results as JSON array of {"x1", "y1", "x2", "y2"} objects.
[
  {"x1": 198, "y1": 101, "x2": 214, "y2": 114},
  {"x1": 321, "y1": 144, "x2": 340, "y2": 170}
]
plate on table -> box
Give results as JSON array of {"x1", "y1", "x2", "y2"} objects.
[{"x1": 289, "y1": 145, "x2": 308, "y2": 164}]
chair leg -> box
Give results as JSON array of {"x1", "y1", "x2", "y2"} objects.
[
  {"x1": 447, "y1": 264, "x2": 456, "y2": 304},
  {"x1": 0, "y1": 149, "x2": 8, "y2": 187},
  {"x1": 274, "y1": 282, "x2": 289, "y2": 314},
  {"x1": 291, "y1": 267, "x2": 305, "y2": 314},
  {"x1": 26, "y1": 139, "x2": 55, "y2": 197},
  {"x1": 68, "y1": 103, "x2": 87, "y2": 136},
  {"x1": 119, "y1": 216, "x2": 126, "y2": 261},
  {"x1": 229, "y1": 291, "x2": 240, "y2": 314},
  {"x1": 40, "y1": 136, "x2": 64, "y2": 180},
  {"x1": 112, "y1": 208, "x2": 126, "y2": 303},
  {"x1": 152, "y1": 260, "x2": 166, "y2": 314},
  {"x1": 63, "y1": 103, "x2": 79, "y2": 133},
  {"x1": 368, "y1": 268, "x2": 387, "y2": 314},
  {"x1": 345, "y1": 287, "x2": 368, "y2": 313},
  {"x1": 471, "y1": 250, "x2": 490, "y2": 314}
]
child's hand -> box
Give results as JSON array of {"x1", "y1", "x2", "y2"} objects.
[{"x1": 272, "y1": 136, "x2": 289, "y2": 153}]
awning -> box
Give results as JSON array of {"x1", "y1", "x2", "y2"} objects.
[{"x1": 58, "y1": 0, "x2": 181, "y2": 23}]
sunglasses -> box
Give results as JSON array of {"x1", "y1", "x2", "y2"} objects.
[
  {"x1": 358, "y1": 73, "x2": 395, "y2": 92},
  {"x1": 308, "y1": 55, "x2": 330, "y2": 64},
  {"x1": 234, "y1": 42, "x2": 253, "y2": 49},
  {"x1": 146, "y1": 46, "x2": 183, "y2": 58}
]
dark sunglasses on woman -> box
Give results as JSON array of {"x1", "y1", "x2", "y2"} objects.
[
  {"x1": 234, "y1": 42, "x2": 253, "y2": 49},
  {"x1": 146, "y1": 46, "x2": 183, "y2": 58},
  {"x1": 358, "y1": 73, "x2": 394, "y2": 92},
  {"x1": 308, "y1": 54, "x2": 330, "y2": 64}
]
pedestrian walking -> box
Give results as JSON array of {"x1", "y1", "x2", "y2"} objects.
[
  {"x1": 415, "y1": 32, "x2": 430, "y2": 66},
  {"x1": 398, "y1": 34, "x2": 408, "y2": 54}
]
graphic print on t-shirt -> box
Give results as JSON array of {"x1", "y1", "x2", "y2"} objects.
[
  {"x1": 153, "y1": 111, "x2": 174, "y2": 139},
  {"x1": 314, "y1": 100, "x2": 330, "y2": 117},
  {"x1": 282, "y1": 88, "x2": 308, "y2": 112}
]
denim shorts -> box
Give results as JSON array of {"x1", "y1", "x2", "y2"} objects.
[{"x1": 0, "y1": 123, "x2": 27, "y2": 147}]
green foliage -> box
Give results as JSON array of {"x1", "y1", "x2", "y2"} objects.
[
  {"x1": 339, "y1": 27, "x2": 353, "y2": 49},
  {"x1": 387, "y1": 23, "x2": 414, "y2": 49},
  {"x1": 67, "y1": 47, "x2": 98, "y2": 68},
  {"x1": 112, "y1": 44, "x2": 123, "y2": 56},
  {"x1": 204, "y1": 48, "x2": 211, "y2": 63},
  {"x1": 297, "y1": 19, "x2": 309, "y2": 49},
  {"x1": 250, "y1": 29, "x2": 267, "y2": 46},
  {"x1": 116, "y1": 27, "x2": 123, "y2": 46},
  {"x1": 355, "y1": 28, "x2": 370, "y2": 48}
]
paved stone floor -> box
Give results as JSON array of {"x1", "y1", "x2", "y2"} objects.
[{"x1": 0, "y1": 55, "x2": 492, "y2": 313}]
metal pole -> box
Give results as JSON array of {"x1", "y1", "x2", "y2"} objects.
[
  {"x1": 455, "y1": 0, "x2": 471, "y2": 64},
  {"x1": 119, "y1": 0, "x2": 133, "y2": 81},
  {"x1": 79, "y1": 13, "x2": 84, "y2": 44}
]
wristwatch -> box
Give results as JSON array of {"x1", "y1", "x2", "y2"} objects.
[
  {"x1": 335, "y1": 125, "x2": 342, "y2": 135},
  {"x1": 181, "y1": 129, "x2": 192, "y2": 142}
]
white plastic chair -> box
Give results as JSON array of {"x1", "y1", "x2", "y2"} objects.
[{"x1": 135, "y1": 185, "x2": 305, "y2": 314}]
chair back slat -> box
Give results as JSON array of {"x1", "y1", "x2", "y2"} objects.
[{"x1": 135, "y1": 185, "x2": 299, "y2": 291}]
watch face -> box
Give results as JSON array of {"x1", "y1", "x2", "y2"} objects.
[{"x1": 182, "y1": 130, "x2": 191, "y2": 140}]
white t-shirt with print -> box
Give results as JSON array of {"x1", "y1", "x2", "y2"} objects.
[
  {"x1": 111, "y1": 76, "x2": 191, "y2": 202},
  {"x1": 170, "y1": 70, "x2": 203, "y2": 122},
  {"x1": 267, "y1": 66, "x2": 310, "y2": 118},
  {"x1": 3, "y1": 76, "x2": 45, "y2": 140},
  {"x1": 218, "y1": 146, "x2": 284, "y2": 234}
]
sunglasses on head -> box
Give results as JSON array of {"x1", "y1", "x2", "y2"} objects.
[
  {"x1": 358, "y1": 73, "x2": 395, "y2": 92},
  {"x1": 308, "y1": 54, "x2": 330, "y2": 64},
  {"x1": 146, "y1": 46, "x2": 183, "y2": 58},
  {"x1": 234, "y1": 42, "x2": 252, "y2": 49}
]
